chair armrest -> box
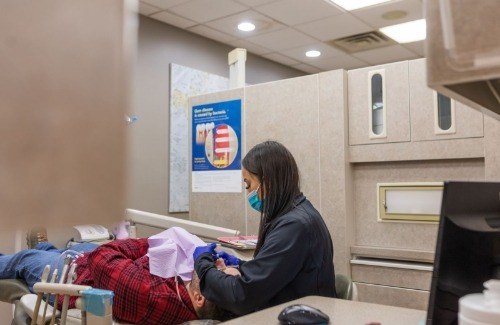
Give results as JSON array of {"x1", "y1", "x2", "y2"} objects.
[{"x1": 0, "y1": 279, "x2": 30, "y2": 303}]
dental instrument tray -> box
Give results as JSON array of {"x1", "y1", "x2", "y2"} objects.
[{"x1": 217, "y1": 236, "x2": 258, "y2": 250}]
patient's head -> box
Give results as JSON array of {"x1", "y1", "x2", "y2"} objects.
[{"x1": 187, "y1": 271, "x2": 234, "y2": 321}]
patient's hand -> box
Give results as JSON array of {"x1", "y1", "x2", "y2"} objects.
[
  {"x1": 223, "y1": 267, "x2": 241, "y2": 276},
  {"x1": 215, "y1": 259, "x2": 241, "y2": 276},
  {"x1": 215, "y1": 258, "x2": 226, "y2": 270}
]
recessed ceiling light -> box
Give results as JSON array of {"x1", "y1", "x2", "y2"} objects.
[
  {"x1": 379, "y1": 19, "x2": 426, "y2": 43},
  {"x1": 237, "y1": 22, "x2": 255, "y2": 32},
  {"x1": 381, "y1": 10, "x2": 408, "y2": 20},
  {"x1": 329, "y1": 0, "x2": 393, "y2": 11},
  {"x1": 305, "y1": 50, "x2": 321, "y2": 58}
]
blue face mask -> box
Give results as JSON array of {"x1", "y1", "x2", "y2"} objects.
[{"x1": 247, "y1": 184, "x2": 263, "y2": 212}]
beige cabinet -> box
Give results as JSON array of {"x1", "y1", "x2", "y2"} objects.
[
  {"x1": 355, "y1": 283, "x2": 430, "y2": 311},
  {"x1": 348, "y1": 61, "x2": 410, "y2": 145},
  {"x1": 351, "y1": 260, "x2": 432, "y2": 310},
  {"x1": 409, "y1": 59, "x2": 484, "y2": 142}
]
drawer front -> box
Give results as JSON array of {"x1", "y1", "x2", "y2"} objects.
[
  {"x1": 355, "y1": 282, "x2": 429, "y2": 310},
  {"x1": 351, "y1": 264, "x2": 432, "y2": 291}
]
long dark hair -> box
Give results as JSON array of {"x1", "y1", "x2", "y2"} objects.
[{"x1": 242, "y1": 141, "x2": 300, "y2": 256}]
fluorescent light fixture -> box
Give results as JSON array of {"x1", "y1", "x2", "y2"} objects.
[
  {"x1": 379, "y1": 19, "x2": 426, "y2": 43},
  {"x1": 237, "y1": 22, "x2": 255, "y2": 32},
  {"x1": 329, "y1": 0, "x2": 393, "y2": 11},
  {"x1": 305, "y1": 50, "x2": 321, "y2": 58}
]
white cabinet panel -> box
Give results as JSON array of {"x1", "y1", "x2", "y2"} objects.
[{"x1": 348, "y1": 61, "x2": 410, "y2": 145}]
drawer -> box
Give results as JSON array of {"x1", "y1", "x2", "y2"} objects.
[
  {"x1": 351, "y1": 263, "x2": 432, "y2": 291},
  {"x1": 355, "y1": 282, "x2": 429, "y2": 310}
]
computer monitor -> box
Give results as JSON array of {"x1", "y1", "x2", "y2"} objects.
[{"x1": 427, "y1": 181, "x2": 500, "y2": 325}]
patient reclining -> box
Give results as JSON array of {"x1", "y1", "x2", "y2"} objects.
[{"x1": 0, "y1": 228, "x2": 232, "y2": 324}]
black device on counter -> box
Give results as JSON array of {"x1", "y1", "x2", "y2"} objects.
[
  {"x1": 426, "y1": 181, "x2": 500, "y2": 325},
  {"x1": 278, "y1": 304, "x2": 330, "y2": 324}
]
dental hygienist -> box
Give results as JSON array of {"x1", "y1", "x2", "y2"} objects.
[{"x1": 193, "y1": 140, "x2": 337, "y2": 316}]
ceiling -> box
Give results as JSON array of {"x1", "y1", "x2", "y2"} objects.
[{"x1": 138, "y1": 0, "x2": 425, "y2": 74}]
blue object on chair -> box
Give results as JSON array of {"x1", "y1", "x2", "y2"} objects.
[
  {"x1": 335, "y1": 274, "x2": 354, "y2": 300},
  {"x1": 81, "y1": 288, "x2": 114, "y2": 317}
]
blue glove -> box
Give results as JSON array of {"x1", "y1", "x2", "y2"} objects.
[
  {"x1": 216, "y1": 251, "x2": 240, "y2": 266},
  {"x1": 193, "y1": 243, "x2": 217, "y2": 261}
]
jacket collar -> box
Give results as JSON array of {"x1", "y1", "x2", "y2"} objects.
[{"x1": 293, "y1": 192, "x2": 306, "y2": 207}]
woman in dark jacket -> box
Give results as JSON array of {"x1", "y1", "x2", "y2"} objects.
[{"x1": 194, "y1": 140, "x2": 336, "y2": 316}]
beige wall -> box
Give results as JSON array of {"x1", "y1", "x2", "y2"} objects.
[
  {"x1": 244, "y1": 75, "x2": 322, "y2": 235},
  {"x1": 318, "y1": 71, "x2": 353, "y2": 278},
  {"x1": 352, "y1": 159, "x2": 485, "y2": 250}
]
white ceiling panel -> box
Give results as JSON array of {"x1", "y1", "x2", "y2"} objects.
[
  {"x1": 205, "y1": 10, "x2": 287, "y2": 38},
  {"x1": 139, "y1": 2, "x2": 162, "y2": 16},
  {"x1": 228, "y1": 39, "x2": 273, "y2": 56},
  {"x1": 254, "y1": 0, "x2": 343, "y2": 26},
  {"x1": 280, "y1": 42, "x2": 346, "y2": 62},
  {"x1": 404, "y1": 40, "x2": 425, "y2": 57},
  {"x1": 150, "y1": 10, "x2": 197, "y2": 28},
  {"x1": 141, "y1": 0, "x2": 192, "y2": 10},
  {"x1": 352, "y1": 44, "x2": 418, "y2": 65},
  {"x1": 295, "y1": 13, "x2": 373, "y2": 42},
  {"x1": 351, "y1": 0, "x2": 423, "y2": 29},
  {"x1": 262, "y1": 52, "x2": 300, "y2": 66},
  {"x1": 233, "y1": 0, "x2": 282, "y2": 7},
  {"x1": 308, "y1": 54, "x2": 368, "y2": 70},
  {"x1": 187, "y1": 25, "x2": 238, "y2": 44},
  {"x1": 245, "y1": 28, "x2": 318, "y2": 52},
  {"x1": 139, "y1": 0, "x2": 427, "y2": 73},
  {"x1": 168, "y1": 0, "x2": 248, "y2": 23}
]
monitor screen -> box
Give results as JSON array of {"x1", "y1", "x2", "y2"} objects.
[{"x1": 427, "y1": 181, "x2": 500, "y2": 325}]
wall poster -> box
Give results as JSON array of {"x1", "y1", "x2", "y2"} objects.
[
  {"x1": 169, "y1": 64, "x2": 229, "y2": 211},
  {"x1": 192, "y1": 99, "x2": 242, "y2": 193}
]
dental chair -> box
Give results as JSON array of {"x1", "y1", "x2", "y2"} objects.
[
  {"x1": 2, "y1": 209, "x2": 242, "y2": 324},
  {"x1": 0, "y1": 279, "x2": 31, "y2": 325},
  {"x1": 1, "y1": 278, "x2": 112, "y2": 325},
  {"x1": 334, "y1": 274, "x2": 357, "y2": 301},
  {"x1": 2, "y1": 258, "x2": 114, "y2": 325}
]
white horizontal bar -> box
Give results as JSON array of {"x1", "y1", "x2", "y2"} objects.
[
  {"x1": 350, "y1": 258, "x2": 433, "y2": 272},
  {"x1": 125, "y1": 209, "x2": 240, "y2": 240}
]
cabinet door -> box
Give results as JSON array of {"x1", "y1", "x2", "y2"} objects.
[
  {"x1": 409, "y1": 59, "x2": 484, "y2": 142},
  {"x1": 348, "y1": 61, "x2": 410, "y2": 145}
]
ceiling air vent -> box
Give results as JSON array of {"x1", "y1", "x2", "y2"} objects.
[{"x1": 327, "y1": 31, "x2": 397, "y2": 54}]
